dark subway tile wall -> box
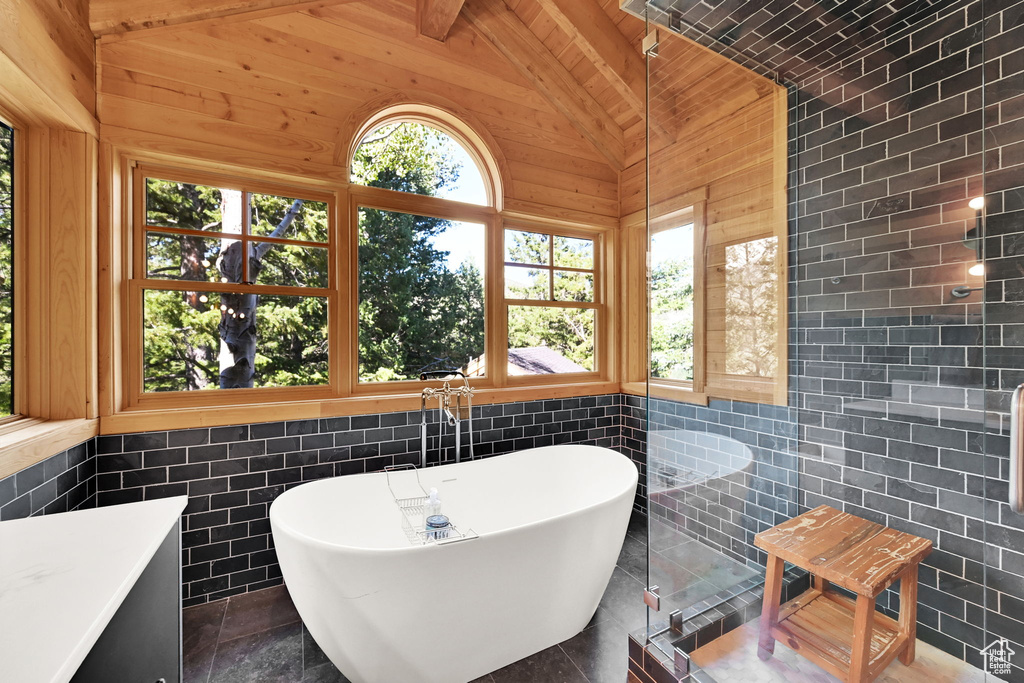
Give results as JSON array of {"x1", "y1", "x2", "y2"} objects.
[
  {"x1": 91, "y1": 394, "x2": 638, "y2": 606},
  {"x1": 787, "y1": 0, "x2": 1024, "y2": 674},
  {"x1": 0, "y1": 440, "x2": 96, "y2": 521},
  {"x1": 623, "y1": 0, "x2": 962, "y2": 84}
]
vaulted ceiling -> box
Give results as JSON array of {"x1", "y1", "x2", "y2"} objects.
[{"x1": 89, "y1": 0, "x2": 773, "y2": 173}]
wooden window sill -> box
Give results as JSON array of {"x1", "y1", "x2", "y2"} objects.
[
  {"x1": 621, "y1": 381, "x2": 709, "y2": 405},
  {"x1": 0, "y1": 418, "x2": 99, "y2": 480},
  {"x1": 100, "y1": 381, "x2": 623, "y2": 435}
]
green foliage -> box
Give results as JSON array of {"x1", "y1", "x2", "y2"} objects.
[
  {"x1": 648, "y1": 224, "x2": 695, "y2": 382},
  {"x1": 0, "y1": 124, "x2": 12, "y2": 415},
  {"x1": 650, "y1": 257, "x2": 694, "y2": 381},
  {"x1": 354, "y1": 122, "x2": 485, "y2": 381},
  {"x1": 352, "y1": 122, "x2": 459, "y2": 196},
  {"x1": 143, "y1": 288, "x2": 327, "y2": 392},
  {"x1": 146, "y1": 179, "x2": 222, "y2": 231},
  {"x1": 505, "y1": 230, "x2": 595, "y2": 371}
]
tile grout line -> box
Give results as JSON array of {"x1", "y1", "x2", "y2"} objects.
[
  {"x1": 204, "y1": 597, "x2": 230, "y2": 683},
  {"x1": 556, "y1": 640, "x2": 592, "y2": 683}
]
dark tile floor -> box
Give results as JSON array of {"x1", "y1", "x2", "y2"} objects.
[{"x1": 182, "y1": 513, "x2": 755, "y2": 683}]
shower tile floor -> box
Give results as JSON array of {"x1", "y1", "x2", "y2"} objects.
[{"x1": 181, "y1": 513, "x2": 755, "y2": 682}]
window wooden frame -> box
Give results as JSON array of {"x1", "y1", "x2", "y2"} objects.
[
  {"x1": 347, "y1": 183, "x2": 499, "y2": 395},
  {"x1": 125, "y1": 162, "x2": 340, "y2": 409},
  {"x1": 501, "y1": 220, "x2": 607, "y2": 385},
  {"x1": 345, "y1": 106, "x2": 506, "y2": 211},
  {"x1": 704, "y1": 232, "x2": 784, "y2": 404},
  {"x1": 647, "y1": 202, "x2": 706, "y2": 398}
]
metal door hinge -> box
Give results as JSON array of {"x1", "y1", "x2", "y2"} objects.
[
  {"x1": 644, "y1": 585, "x2": 661, "y2": 611},
  {"x1": 642, "y1": 30, "x2": 659, "y2": 58},
  {"x1": 669, "y1": 608, "x2": 683, "y2": 633}
]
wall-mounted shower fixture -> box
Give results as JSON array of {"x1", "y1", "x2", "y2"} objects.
[
  {"x1": 419, "y1": 371, "x2": 475, "y2": 468},
  {"x1": 951, "y1": 285, "x2": 983, "y2": 299}
]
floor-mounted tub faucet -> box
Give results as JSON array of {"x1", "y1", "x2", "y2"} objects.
[{"x1": 419, "y1": 371, "x2": 475, "y2": 468}]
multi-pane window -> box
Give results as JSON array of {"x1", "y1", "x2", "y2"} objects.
[
  {"x1": 128, "y1": 113, "x2": 610, "y2": 408},
  {"x1": 0, "y1": 123, "x2": 12, "y2": 415},
  {"x1": 351, "y1": 121, "x2": 489, "y2": 383},
  {"x1": 137, "y1": 169, "x2": 332, "y2": 394},
  {"x1": 504, "y1": 228, "x2": 598, "y2": 375}
]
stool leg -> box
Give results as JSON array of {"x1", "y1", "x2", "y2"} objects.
[
  {"x1": 848, "y1": 594, "x2": 875, "y2": 683},
  {"x1": 757, "y1": 554, "x2": 785, "y2": 661},
  {"x1": 898, "y1": 567, "x2": 918, "y2": 665}
]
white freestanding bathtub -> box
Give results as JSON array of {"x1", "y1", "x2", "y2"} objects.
[{"x1": 270, "y1": 444, "x2": 638, "y2": 683}]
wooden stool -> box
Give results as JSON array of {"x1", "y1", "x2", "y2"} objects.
[{"x1": 754, "y1": 505, "x2": 932, "y2": 683}]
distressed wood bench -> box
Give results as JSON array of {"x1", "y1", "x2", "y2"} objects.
[{"x1": 754, "y1": 505, "x2": 932, "y2": 683}]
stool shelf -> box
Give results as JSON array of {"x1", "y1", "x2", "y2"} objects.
[{"x1": 771, "y1": 588, "x2": 908, "y2": 682}]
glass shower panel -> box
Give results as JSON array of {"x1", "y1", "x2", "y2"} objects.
[
  {"x1": 982, "y1": 0, "x2": 1024, "y2": 679},
  {"x1": 636, "y1": 0, "x2": 1022, "y2": 677},
  {"x1": 643, "y1": 5, "x2": 798, "y2": 650}
]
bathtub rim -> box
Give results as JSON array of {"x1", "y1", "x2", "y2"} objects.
[{"x1": 270, "y1": 444, "x2": 638, "y2": 555}]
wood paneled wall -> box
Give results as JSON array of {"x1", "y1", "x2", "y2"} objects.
[
  {"x1": 96, "y1": 0, "x2": 620, "y2": 221},
  {"x1": 0, "y1": 0, "x2": 96, "y2": 133},
  {"x1": 622, "y1": 93, "x2": 780, "y2": 223},
  {"x1": 619, "y1": 27, "x2": 787, "y2": 404},
  {"x1": 0, "y1": 0, "x2": 101, "y2": 476}
]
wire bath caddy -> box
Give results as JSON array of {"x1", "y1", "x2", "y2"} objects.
[{"x1": 385, "y1": 464, "x2": 478, "y2": 546}]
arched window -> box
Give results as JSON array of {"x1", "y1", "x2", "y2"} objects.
[
  {"x1": 352, "y1": 120, "x2": 490, "y2": 206},
  {"x1": 348, "y1": 111, "x2": 498, "y2": 384}
]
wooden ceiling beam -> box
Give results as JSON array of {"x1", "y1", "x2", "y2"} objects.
[
  {"x1": 417, "y1": 0, "x2": 466, "y2": 42},
  {"x1": 533, "y1": 0, "x2": 645, "y2": 119},
  {"x1": 90, "y1": 0, "x2": 357, "y2": 37},
  {"x1": 461, "y1": 0, "x2": 625, "y2": 171}
]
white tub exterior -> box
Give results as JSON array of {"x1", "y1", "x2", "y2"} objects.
[{"x1": 270, "y1": 444, "x2": 638, "y2": 683}]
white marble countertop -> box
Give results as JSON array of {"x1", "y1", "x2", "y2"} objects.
[{"x1": 0, "y1": 496, "x2": 188, "y2": 683}]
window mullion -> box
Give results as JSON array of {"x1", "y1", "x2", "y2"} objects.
[
  {"x1": 548, "y1": 238, "x2": 554, "y2": 301},
  {"x1": 242, "y1": 191, "x2": 250, "y2": 285}
]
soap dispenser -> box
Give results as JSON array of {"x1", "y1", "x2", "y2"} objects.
[
  {"x1": 424, "y1": 487, "x2": 450, "y2": 540},
  {"x1": 426, "y1": 487, "x2": 442, "y2": 518}
]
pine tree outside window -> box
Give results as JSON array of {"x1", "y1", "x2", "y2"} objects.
[{"x1": 350, "y1": 121, "x2": 489, "y2": 383}]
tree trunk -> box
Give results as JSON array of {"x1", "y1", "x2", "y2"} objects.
[{"x1": 216, "y1": 196, "x2": 304, "y2": 389}]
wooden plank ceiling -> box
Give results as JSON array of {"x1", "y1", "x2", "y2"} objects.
[{"x1": 92, "y1": 0, "x2": 773, "y2": 206}]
